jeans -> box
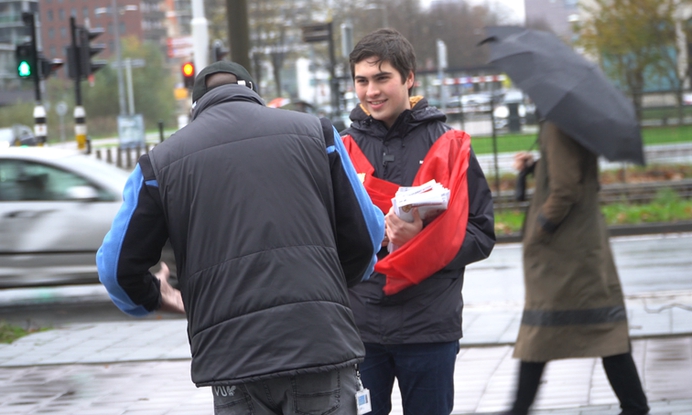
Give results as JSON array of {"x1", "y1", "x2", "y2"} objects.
[
  {"x1": 360, "y1": 341, "x2": 459, "y2": 415},
  {"x1": 212, "y1": 365, "x2": 359, "y2": 415}
]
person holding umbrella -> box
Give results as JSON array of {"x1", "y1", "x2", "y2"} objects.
[{"x1": 483, "y1": 29, "x2": 650, "y2": 415}]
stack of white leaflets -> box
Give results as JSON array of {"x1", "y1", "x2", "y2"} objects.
[
  {"x1": 392, "y1": 179, "x2": 450, "y2": 222},
  {"x1": 388, "y1": 180, "x2": 450, "y2": 252}
]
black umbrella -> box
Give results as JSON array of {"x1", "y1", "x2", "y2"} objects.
[{"x1": 483, "y1": 28, "x2": 645, "y2": 165}]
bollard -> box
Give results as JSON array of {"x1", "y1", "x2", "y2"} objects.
[
  {"x1": 116, "y1": 147, "x2": 123, "y2": 168},
  {"x1": 74, "y1": 106, "x2": 87, "y2": 150},
  {"x1": 126, "y1": 147, "x2": 132, "y2": 169},
  {"x1": 34, "y1": 105, "x2": 47, "y2": 146},
  {"x1": 158, "y1": 120, "x2": 165, "y2": 143},
  {"x1": 507, "y1": 102, "x2": 521, "y2": 133}
]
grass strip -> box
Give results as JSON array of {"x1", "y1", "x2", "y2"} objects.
[
  {"x1": 495, "y1": 189, "x2": 692, "y2": 235},
  {"x1": 0, "y1": 321, "x2": 31, "y2": 344},
  {"x1": 470, "y1": 125, "x2": 692, "y2": 155}
]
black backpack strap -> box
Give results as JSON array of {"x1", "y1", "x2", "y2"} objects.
[{"x1": 319, "y1": 117, "x2": 335, "y2": 148}]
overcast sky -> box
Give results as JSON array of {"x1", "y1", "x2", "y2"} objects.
[
  {"x1": 422, "y1": 0, "x2": 526, "y2": 25},
  {"x1": 473, "y1": 0, "x2": 526, "y2": 24}
]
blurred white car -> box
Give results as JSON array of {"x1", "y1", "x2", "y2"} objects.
[
  {"x1": 0, "y1": 147, "x2": 130, "y2": 287},
  {"x1": 0, "y1": 124, "x2": 37, "y2": 147},
  {"x1": 460, "y1": 93, "x2": 493, "y2": 113},
  {"x1": 493, "y1": 89, "x2": 536, "y2": 129}
]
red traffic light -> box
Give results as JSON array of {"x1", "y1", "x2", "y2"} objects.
[
  {"x1": 182, "y1": 62, "x2": 195, "y2": 89},
  {"x1": 182, "y1": 62, "x2": 195, "y2": 77}
]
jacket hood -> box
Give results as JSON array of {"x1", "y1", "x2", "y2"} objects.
[
  {"x1": 347, "y1": 96, "x2": 447, "y2": 138},
  {"x1": 191, "y1": 84, "x2": 265, "y2": 121}
]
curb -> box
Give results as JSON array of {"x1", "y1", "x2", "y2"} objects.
[{"x1": 457, "y1": 331, "x2": 692, "y2": 349}]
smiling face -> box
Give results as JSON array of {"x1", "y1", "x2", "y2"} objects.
[{"x1": 354, "y1": 58, "x2": 414, "y2": 129}]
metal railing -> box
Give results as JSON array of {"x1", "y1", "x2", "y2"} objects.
[{"x1": 92, "y1": 144, "x2": 157, "y2": 170}]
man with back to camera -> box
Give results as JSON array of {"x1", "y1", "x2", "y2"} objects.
[
  {"x1": 340, "y1": 28, "x2": 496, "y2": 415},
  {"x1": 96, "y1": 60, "x2": 385, "y2": 415}
]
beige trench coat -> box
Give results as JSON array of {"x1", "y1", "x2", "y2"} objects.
[{"x1": 513, "y1": 121, "x2": 631, "y2": 362}]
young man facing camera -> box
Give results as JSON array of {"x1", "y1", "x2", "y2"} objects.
[{"x1": 340, "y1": 28, "x2": 496, "y2": 415}]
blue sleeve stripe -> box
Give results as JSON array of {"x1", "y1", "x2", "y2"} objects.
[
  {"x1": 145, "y1": 179, "x2": 159, "y2": 187},
  {"x1": 96, "y1": 164, "x2": 151, "y2": 317},
  {"x1": 332, "y1": 127, "x2": 385, "y2": 279},
  {"x1": 326, "y1": 145, "x2": 336, "y2": 154}
]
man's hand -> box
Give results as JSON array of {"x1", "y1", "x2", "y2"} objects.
[
  {"x1": 513, "y1": 151, "x2": 535, "y2": 172},
  {"x1": 385, "y1": 207, "x2": 423, "y2": 247},
  {"x1": 381, "y1": 228, "x2": 390, "y2": 247},
  {"x1": 155, "y1": 262, "x2": 185, "y2": 314}
]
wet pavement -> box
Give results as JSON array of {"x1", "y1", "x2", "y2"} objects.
[{"x1": 1, "y1": 233, "x2": 691, "y2": 414}]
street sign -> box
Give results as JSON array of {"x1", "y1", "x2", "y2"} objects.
[
  {"x1": 117, "y1": 114, "x2": 145, "y2": 149},
  {"x1": 110, "y1": 59, "x2": 145, "y2": 68},
  {"x1": 55, "y1": 101, "x2": 68, "y2": 116},
  {"x1": 174, "y1": 87, "x2": 188, "y2": 100},
  {"x1": 302, "y1": 23, "x2": 331, "y2": 43},
  {"x1": 167, "y1": 36, "x2": 194, "y2": 58}
]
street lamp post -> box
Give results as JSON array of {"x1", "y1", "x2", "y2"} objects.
[
  {"x1": 112, "y1": 0, "x2": 126, "y2": 116},
  {"x1": 95, "y1": 1, "x2": 137, "y2": 117}
]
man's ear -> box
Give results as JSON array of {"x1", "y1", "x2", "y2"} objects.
[{"x1": 405, "y1": 71, "x2": 414, "y2": 90}]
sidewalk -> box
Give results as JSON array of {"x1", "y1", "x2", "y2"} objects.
[{"x1": 1, "y1": 289, "x2": 691, "y2": 414}]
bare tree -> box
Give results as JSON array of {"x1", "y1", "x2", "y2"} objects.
[
  {"x1": 205, "y1": 0, "x2": 507, "y2": 102},
  {"x1": 332, "y1": 0, "x2": 504, "y2": 71}
]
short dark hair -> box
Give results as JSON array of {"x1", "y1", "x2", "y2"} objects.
[{"x1": 349, "y1": 28, "x2": 416, "y2": 87}]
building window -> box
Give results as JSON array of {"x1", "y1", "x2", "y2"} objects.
[
  {"x1": 83, "y1": 7, "x2": 89, "y2": 19},
  {"x1": 49, "y1": 28, "x2": 55, "y2": 39},
  {"x1": 61, "y1": 27, "x2": 67, "y2": 38},
  {"x1": 59, "y1": 9, "x2": 65, "y2": 20},
  {"x1": 50, "y1": 46, "x2": 56, "y2": 56},
  {"x1": 71, "y1": 8, "x2": 77, "y2": 17}
]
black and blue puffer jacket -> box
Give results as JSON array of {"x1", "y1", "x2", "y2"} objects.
[{"x1": 97, "y1": 84, "x2": 384, "y2": 386}]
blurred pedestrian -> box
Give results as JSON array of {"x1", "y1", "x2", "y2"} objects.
[
  {"x1": 341, "y1": 28, "x2": 496, "y2": 415},
  {"x1": 97, "y1": 60, "x2": 384, "y2": 415},
  {"x1": 505, "y1": 119, "x2": 649, "y2": 415}
]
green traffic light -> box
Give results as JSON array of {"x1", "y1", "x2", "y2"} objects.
[{"x1": 17, "y1": 60, "x2": 32, "y2": 77}]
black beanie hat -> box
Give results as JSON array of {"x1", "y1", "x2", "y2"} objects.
[{"x1": 191, "y1": 61, "x2": 257, "y2": 103}]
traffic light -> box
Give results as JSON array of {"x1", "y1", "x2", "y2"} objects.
[
  {"x1": 212, "y1": 40, "x2": 228, "y2": 62},
  {"x1": 39, "y1": 56, "x2": 63, "y2": 79},
  {"x1": 182, "y1": 61, "x2": 195, "y2": 89},
  {"x1": 16, "y1": 43, "x2": 63, "y2": 80},
  {"x1": 15, "y1": 41, "x2": 36, "y2": 79},
  {"x1": 79, "y1": 27, "x2": 107, "y2": 77}
]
